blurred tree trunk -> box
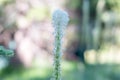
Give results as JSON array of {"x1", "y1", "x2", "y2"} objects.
[
  {"x1": 77, "y1": 0, "x2": 90, "y2": 63},
  {"x1": 82, "y1": 0, "x2": 91, "y2": 49},
  {"x1": 93, "y1": 0, "x2": 105, "y2": 49},
  {"x1": 93, "y1": 0, "x2": 105, "y2": 63}
]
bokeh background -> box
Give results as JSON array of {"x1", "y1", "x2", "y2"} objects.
[{"x1": 0, "y1": 0, "x2": 120, "y2": 80}]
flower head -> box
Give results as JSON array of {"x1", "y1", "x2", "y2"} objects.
[{"x1": 52, "y1": 9, "x2": 69, "y2": 29}]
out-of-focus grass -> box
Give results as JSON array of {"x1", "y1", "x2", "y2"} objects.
[
  {"x1": 0, "y1": 62, "x2": 52, "y2": 80},
  {"x1": 0, "y1": 60, "x2": 120, "y2": 80}
]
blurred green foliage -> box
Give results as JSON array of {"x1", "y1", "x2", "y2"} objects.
[
  {"x1": 66, "y1": 0, "x2": 120, "y2": 17},
  {"x1": 106, "y1": 0, "x2": 120, "y2": 12},
  {"x1": 0, "y1": 46, "x2": 14, "y2": 57},
  {"x1": 0, "y1": 0, "x2": 14, "y2": 6},
  {"x1": 66, "y1": 0, "x2": 81, "y2": 10},
  {"x1": 27, "y1": 6, "x2": 50, "y2": 21}
]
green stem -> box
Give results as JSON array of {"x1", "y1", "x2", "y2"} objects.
[{"x1": 53, "y1": 29, "x2": 62, "y2": 80}]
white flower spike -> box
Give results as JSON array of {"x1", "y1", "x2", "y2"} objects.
[{"x1": 52, "y1": 9, "x2": 69, "y2": 80}]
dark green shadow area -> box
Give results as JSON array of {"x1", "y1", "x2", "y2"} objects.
[{"x1": 62, "y1": 61, "x2": 120, "y2": 80}]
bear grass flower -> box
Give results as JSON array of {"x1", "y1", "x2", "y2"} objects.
[
  {"x1": 0, "y1": 46, "x2": 14, "y2": 57},
  {"x1": 52, "y1": 9, "x2": 69, "y2": 80}
]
